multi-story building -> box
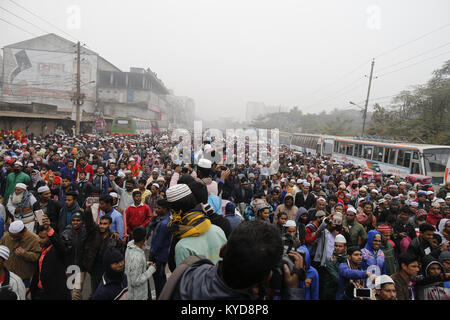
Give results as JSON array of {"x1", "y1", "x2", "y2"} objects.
[{"x1": 1, "y1": 33, "x2": 175, "y2": 130}]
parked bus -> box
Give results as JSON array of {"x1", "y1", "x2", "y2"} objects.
[
  {"x1": 332, "y1": 137, "x2": 450, "y2": 184},
  {"x1": 111, "y1": 117, "x2": 153, "y2": 135},
  {"x1": 289, "y1": 133, "x2": 334, "y2": 156},
  {"x1": 280, "y1": 132, "x2": 450, "y2": 185}
]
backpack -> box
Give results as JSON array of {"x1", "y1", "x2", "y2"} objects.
[{"x1": 158, "y1": 255, "x2": 214, "y2": 300}]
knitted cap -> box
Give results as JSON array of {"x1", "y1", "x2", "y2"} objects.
[
  {"x1": 166, "y1": 184, "x2": 192, "y2": 203},
  {"x1": 0, "y1": 245, "x2": 10, "y2": 260}
]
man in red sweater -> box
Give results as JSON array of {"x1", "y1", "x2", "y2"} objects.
[
  {"x1": 125, "y1": 190, "x2": 153, "y2": 238},
  {"x1": 305, "y1": 210, "x2": 326, "y2": 248},
  {"x1": 76, "y1": 157, "x2": 94, "y2": 182}
]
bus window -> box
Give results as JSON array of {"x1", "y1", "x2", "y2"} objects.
[
  {"x1": 363, "y1": 145, "x2": 373, "y2": 160},
  {"x1": 413, "y1": 151, "x2": 419, "y2": 160},
  {"x1": 334, "y1": 141, "x2": 339, "y2": 153},
  {"x1": 373, "y1": 146, "x2": 383, "y2": 161},
  {"x1": 339, "y1": 143, "x2": 346, "y2": 154},
  {"x1": 411, "y1": 162, "x2": 420, "y2": 174},
  {"x1": 397, "y1": 150, "x2": 405, "y2": 166},
  {"x1": 355, "y1": 144, "x2": 362, "y2": 157},
  {"x1": 404, "y1": 151, "x2": 411, "y2": 168},
  {"x1": 346, "y1": 144, "x2": 354, "y2": 156},
  {"x1": 388, "y1": 149, "x2": 397, "y2": 164},
  {"x1": 384, "y1": 148, "x2": 390, "y2": 163}
]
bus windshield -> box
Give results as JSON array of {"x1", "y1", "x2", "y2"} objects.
[{"x1": 423, "y1": 148, "x2": 450, "y2": 184}]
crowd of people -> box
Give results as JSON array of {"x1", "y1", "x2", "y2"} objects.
[{"x1": 0, "y1": 131, "x2": 449, "y2": 301}]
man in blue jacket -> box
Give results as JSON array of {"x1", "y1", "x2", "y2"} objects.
[
  {"x1": 337, "y1": 246, "x2": 376, "y2": 300},
  {"x1": 297, "y1": 245, "x2": 319, "y2": 300},
  {"x1": 60, "y1": 160, "x2": 77, "y2": 183},
  {"x1": 149, "y1": 199, "x2": 172, "y2": 299}
]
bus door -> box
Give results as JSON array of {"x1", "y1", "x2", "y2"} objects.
[
  {"x1": 316, "y1": 143, "x2": 322, "y2": 156},
  {"x1": 411, "y1": 151, "x2": 421, "y2": 174}
]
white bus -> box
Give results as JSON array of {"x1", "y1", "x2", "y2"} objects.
[
  {"x1": 332, "y1": 137, "x2": 450, "y2": 185},
  {"x1": 288, "y1": 133, "x2": 334, "y2": 156}
]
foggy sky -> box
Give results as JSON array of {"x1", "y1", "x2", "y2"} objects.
[{"x1": 1, "y1": 0, "x2": 450, "y2": 121}]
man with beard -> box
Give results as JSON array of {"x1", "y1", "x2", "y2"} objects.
[
  {"x1": 295, "y1": 182, "x2": 316, "y2": 210},
  {"x1": 337, "y1": 246, "x2": 375, "y2": 300},
  {"x1": 0, "y1": 220, "x2": 41, "y2": 289},
  {"x1": 342, "y1": 206, "x2": 367, "y2": 248},
  {"x1": 4, "y1": 162, "x2": 30, "y2": 206},
  {"x1": 6, "y1": 183, "x2": 37, "y2": 232},
  {"x1": 109, "y1": 176, "x2": 135, "y2": 214},
  {"x1": 377, "y1": 224, "x2": 398, "y2": 276},
  {"x1": 92, "y1": 165, "x2": 110, "y2": 196},
  {"x1": 274, "y1": 194, "x2": 298, "y2": 223},
  {"x1": 379, "y1": 199, "x2": 401, "y2": 223},
  {"x1": 322, "y1": 234, "x2": 348, "y2": 300},
  {"x1": 32, "y1": 186, "x2": 62, "y2": 231}
]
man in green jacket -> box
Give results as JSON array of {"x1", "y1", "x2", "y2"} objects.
[
  {"x1": 378, "y1": 224, "x2": 398, "y2": 276},
  {"x1": 342, "y1": 206, "x2": 367, "y2": 247},
  {"x1": 4, "y1": 162, "x2": 30, "y2": 209},
  {"x1": 322, "y1": 234, "x2": 348, "y2": 300}
]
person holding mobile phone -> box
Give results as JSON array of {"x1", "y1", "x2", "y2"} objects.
[{"x1": 337, "y1": 246, "x2": 375, "y2": 300}]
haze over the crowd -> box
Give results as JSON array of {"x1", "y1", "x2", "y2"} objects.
[{"x1": 1, "y1": 0, "x2": 449, "y2": 122}]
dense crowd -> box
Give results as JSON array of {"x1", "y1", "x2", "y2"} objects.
[{"x1": 0, "y1": 132, "x2": 449, "y2": 301}]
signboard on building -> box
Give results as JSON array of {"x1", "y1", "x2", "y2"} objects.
[{"x1": 3, "y1": 48, "x2": 97, "y2": 102}]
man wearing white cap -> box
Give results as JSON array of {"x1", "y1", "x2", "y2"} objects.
[
  {"x1": 196, "y1": 158, "x2": 219, "y2": 196},
  {"x1": 6, "y1": 183, "x2": 37, "y2": 233},
  {"x1": 342, "y1": 206, "x2": 367, "y2": 247},
  {"x1": 0, "y1": 220, "x2": 41, "y2": 288},
  {"x1": 0, "y1": 245, "x2": 26, "y2": 300},
  {"x1": 374, "y1": 275, "x2": 396, "y2": 300},
  {"x1": 32, "y1": 186, "x2": 62, "y2": 230},
  {"x1": 322, "y1": 234, "x2": 348, "y2": 300},
  {"x1": 295, "y1": 181, "x2": 316, "y2": 210},
  {"x1": 4, "y1": 161, "x2": 30, "y2": 207}
]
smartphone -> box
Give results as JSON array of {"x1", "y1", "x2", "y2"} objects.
[
  {"x1": 34, "y1": 209, "x2": 45, "y2": 226},
  {"x1": 354, "y1": 288, "x2": 372, "y2": 299},
  {"x1": 87, "y1": 197, "x2": 99, "y2": 204}
]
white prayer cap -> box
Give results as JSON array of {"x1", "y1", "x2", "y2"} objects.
[
  {"x1": 198, "y1": 158, "x2": 212, "y2": 169},
  {"x1": 15, "y1": 183, "x2": 27, "y2": 190},
  {"x1": 334, "y1": 234, "x2": 347, "y2": 244},
  {"x1": 283, "y1": 220, "x2": 296, "y2": 228},
  {"x1": 375, "y1": 275, "x2": 394, "y2": 290},
  {"x1": 347, "y1": 206, "x2": 357, "y2": 214},
  {"x1": 9, "y1": 220, "x2": 25, "y2": 234},
  {"x1": 37, "y1": 186, "x2": 50, "y2": 193}
]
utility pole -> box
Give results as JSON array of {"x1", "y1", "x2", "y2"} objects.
[
  {"x1": 362, "y1": 58, "x2": 375, "y2": 136},
  {"x1": 75, "y1": 41, "x2": 81, "y2": 135}
]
